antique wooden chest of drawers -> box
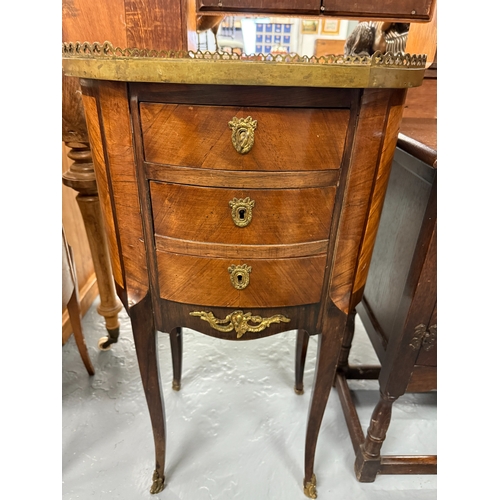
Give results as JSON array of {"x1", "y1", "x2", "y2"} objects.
[{"x1": 62, "y1": 43, "x2": 426, "y2": 498}]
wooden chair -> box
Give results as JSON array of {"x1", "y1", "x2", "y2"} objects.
[
  {"x1": 62, "y1": 227, "x2": 95, "y2": 376},
  {"x1": 335, "y1": 63, "x2": 438, "y2": 480}
]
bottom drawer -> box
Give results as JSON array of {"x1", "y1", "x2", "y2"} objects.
[{"x1": 156, "y1": 251, "x2": 327, "y2": 308}]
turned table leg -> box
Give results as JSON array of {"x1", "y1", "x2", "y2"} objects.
[
  {"x1": 354, "y1": 390, "x2": 398, "y2": 481},
  {"x1": 63, "y1": 73, "x2": 121, "y2": 349},
  {"x1": 62, "y1": 142, "x2": 122, "y2": 349}
]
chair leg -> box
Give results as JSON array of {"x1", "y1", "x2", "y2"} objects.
[
  {"x1": 295, "y1": 329, "x2": 309, "y2": 395},
  {"x1": 354, "y1": 390, "x2": 398, "y2": 482},
  {"x1": 169, "y1": 327, "x2": 183, "y2": 391},
  {"x1": 67, "y1": 288, "x2": 95, "y2": 376}
]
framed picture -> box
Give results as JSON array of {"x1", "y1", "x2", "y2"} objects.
[
  {"x1": 301, "y1": 20, "x2": 319, "y2": 34},
  {"x1": 321, "y1": 19, "x2": 341, "y2": 35}
]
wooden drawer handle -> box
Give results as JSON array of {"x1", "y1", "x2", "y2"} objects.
[
  {"x1": 228, "y1": 264, "x2": 251, "y2": 290},
  {"x1": 189, "y1": 310, "x2": 291, "y2": 338},
  {"x1": 228, "y1": 116, "x2": 257, "y2": 154},
  {"x1": 229, "y1": 197, "x2": 255, "y2": 227}
]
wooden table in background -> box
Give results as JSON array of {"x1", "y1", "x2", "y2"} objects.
[{"x1": 335, "y1": 62, "x2": 437, "y2": 481}]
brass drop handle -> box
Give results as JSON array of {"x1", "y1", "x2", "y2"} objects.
[
  {"x1": 228, "y1": 116, "x2": 257, "y2": 154},
  {"x1": 229, "y1": 197, "x2": 255, "y2": 227}
]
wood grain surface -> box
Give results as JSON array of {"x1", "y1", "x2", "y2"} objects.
[
  {"x1": 146, "y1": 164, "x2": 339, "y2": 189},
  {"x1": 140, "y1": 103, "x2": 349, "y2": 171},
  {"x1": 321, "y1": 0, "x2": 435, "y2": 21},
  {"x1": 351, "y1": 89, "x2": 407, "y2": 306},
  {"x1": 93, "y1": 81, "x2": 149, "y2": 302},
  {"x1": 150, "y1": 182, "x2": 336, "y2": 245},
  {"x1": 155, "y1": 237, "x2": 329, "y2": 259},
  {"x1": 158, "y1": 301, "x2": 320, "y2": 340},
  {"x1": 134, "y1": 83, "x2": 355, "y2": 108},
  {"x1": 80, "y1": 87, "x2": 125, "y2": 290},
  {"x1": 62, "y1": 0, "x2": 127, "y2": 47},
  {"x1": 315, "y1": 39, "x2": 347, "y2": 57},
  {"x1": 196, "y1": 0, "x2": 435, "y2": 20},
  {"x1": 329, "y1": 89, "x2": 399, "y2": 313},
  {"x1": 197, "y1": 0, "x2": 319, "y2": 15},
  {"x1": 62, "y1": 0, "x2": 188, "y2": 51},
  {"x1": 124, "y1": 0, "x2": 186, "y2": 50},
  {"x1": 156, "y1": 252, "x2": 327, "y2": 307}
]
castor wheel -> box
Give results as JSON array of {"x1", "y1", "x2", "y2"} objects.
[
  {"x1": 98, "y1": 336, "x2": 113, "y2": 351},
  {"x1": 97, "y1": 327, "x2": 120, "y2": 351}
]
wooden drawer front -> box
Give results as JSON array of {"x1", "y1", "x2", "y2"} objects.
[
  {"x1": 140, "y1": 103, "x2": 349, "y2": 171},
  {"x1": 156, "y1": 252, "x2": 327, "y2": 308},
  {"x1": 150, "y1": 182, "x2": 336, "y2": 246}
]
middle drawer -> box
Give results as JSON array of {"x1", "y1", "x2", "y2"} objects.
[{"x1": 150, "y1": 182, "x2": 336, "y2": 246}]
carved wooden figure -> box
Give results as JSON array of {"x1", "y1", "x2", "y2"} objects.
[{"x1": 62, "y1": 44, "x2": 426, "y2": 497}]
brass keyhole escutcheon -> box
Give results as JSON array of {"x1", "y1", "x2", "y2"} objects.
[
  {"x1": 228, "y1": 116, "x2": 257, "y2": 154},
  {"x1": 228, "y1": 264, "x2": 252, "y2": 290},
  {"x1": 229, "y1": 197, "x2": 255, "y2": 228}
]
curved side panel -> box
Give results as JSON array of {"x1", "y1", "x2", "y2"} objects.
[
  {"x1": 80, "y1": 82, "x2": 125, "y2": 291},
  {"x1": 351, "y1": 89, "x2": 407, "y2": 307},
  {"x1": 93, "y1": 80, "x2": 149, "y2": 304},
  {"x1": 329, "y1": 88, "x2": 396, "y2": 313}
]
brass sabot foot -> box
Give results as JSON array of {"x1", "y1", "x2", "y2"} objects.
[
  {"x1": 150, "y1": 470, "x2": 165, "y2": 494},
  {"x1": 303, "y1": 473, "x2": 317, "y2": 499},
  {"x1": 172, "y1": 380, "x2": 181, "y2": 391},
  {"x1": 294, "y1": 385, "x2": 304, "y2": 395}
]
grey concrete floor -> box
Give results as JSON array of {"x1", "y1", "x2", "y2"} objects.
[{"x1": 62, "y1": 299, "x2": 437, "y2": 499}]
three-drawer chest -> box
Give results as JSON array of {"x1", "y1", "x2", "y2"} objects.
[{"x1": 63, "y1": 43, "x2": 426, "y2": 498}]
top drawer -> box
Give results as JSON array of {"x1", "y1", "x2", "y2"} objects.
[{"x1": 140, "y1": 103, "x2": 350, "y2": 171}]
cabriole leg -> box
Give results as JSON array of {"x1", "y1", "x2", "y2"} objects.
[
  {"x1": 130, "y1": 294, "x2": 166, "y2": 494},
  {"x1": 303, "y1": 305, "x2": 347, "y2": 498}
]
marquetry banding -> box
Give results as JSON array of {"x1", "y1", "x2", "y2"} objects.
[
  {"x1": 155, "y1": 236, "x2": 329, "y2": 259},
  {"x1": 146, "y1": 164, "x2": 340, "y2": 189}
]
